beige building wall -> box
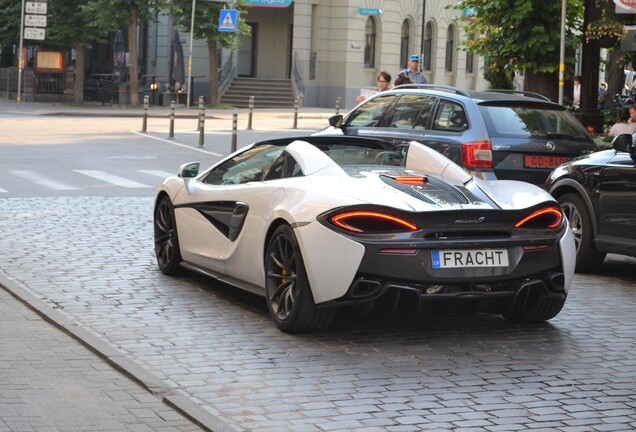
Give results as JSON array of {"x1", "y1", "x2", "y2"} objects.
[{"x1": 286, "y1": 0, "x2": 488, "y2": 108}]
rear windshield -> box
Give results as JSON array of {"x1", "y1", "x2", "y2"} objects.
[{"x1": 478, "y1": 103, "x2": 591, "y2": 140}]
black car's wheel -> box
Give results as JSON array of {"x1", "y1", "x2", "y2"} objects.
[
  {"x1": 558, "y1": 193, "x2": 606, "y2": 272},
  {"x1": 265, "y1": 224, "x2": 335, "y2": 333},
  {"x1": 154, "y1": 195, "x2": 183, "y2": 275}
]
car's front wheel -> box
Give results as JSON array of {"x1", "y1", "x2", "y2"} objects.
[
  {"x1": 154, "y1": 195, "x2": 183, "y2": 275},
  {"x1": 558, "y1": 192, "x2": 605, "y2": 272},
  {"x1": 265, "y1": 224, "x2": 335, "y2": 333}
]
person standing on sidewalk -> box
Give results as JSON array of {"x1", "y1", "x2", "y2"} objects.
[
  {"x1": 400, "y1": 54, "x2": 428, "y2": 84},
  {"x1": 356, "y1": 71, "x2": 392, "y2": 103}
]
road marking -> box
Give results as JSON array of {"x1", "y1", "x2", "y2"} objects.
[
  {"x1": 138, "y1": 169, "x2": 174, "y2": 179},
  {"x1": 130, "y1": 131, "x2": 223, "y2": 156},
  {"x1": 74, "y1": 170, "x2": 152, "y2": 188},
  {"x1": 11, "y1": 170, "x2": 80, "y2": 190}
]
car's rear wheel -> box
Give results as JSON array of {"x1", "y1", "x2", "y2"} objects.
[
  {"x1": 265, "y1": 224, "x2": 334, "y2": 333},
  {"x1": 154, "y1": 195, "x2": 183, "y2": 275},
  {"x1": 558, "y1": 192, "x2": 605, "y2": 272}
]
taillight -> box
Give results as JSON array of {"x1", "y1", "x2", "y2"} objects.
[
  {"x1": 462, "y1": 140, "x2": 493, "y2": 169},
  {"x1": 515, "y1": 207, "x2": 563, "y2": 229},
  {"x1": 330, "y1": 211, "x2": 419, "y2": 233}
]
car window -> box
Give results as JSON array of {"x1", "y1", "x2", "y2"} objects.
[
  {"x1": 479, "y1": 104, "x2": 590, "y2": 139},
  {"x1": 264, "y1": 151, "x2": 303, "y2": 180},
  {"x1": 432, "y1": 99, "x2": 469, "y2": 132},
  {"x1": 345, "y1": 94, "x2": 397, "y2": 127},
  {"x1": 201, "y1": 144, "x2": 285, "y2": 185},
  {"x1": 382, "y1": 94, "x2": 437, "y2": 130}
]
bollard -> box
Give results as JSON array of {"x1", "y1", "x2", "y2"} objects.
[
  {"x1": 141, "y1": 95, "x2": 149, "y2": 132},
  {"x1": 198, "y1": 96, "x2": 205, "y2": 147},
  {"x1": 335, "y1": 97, "x2": 341, "y2": 115},
  {"x1": 293, "y1": 96, "x2": 299, "y2": 129},
  {"x1": 197, "y1": 95, "x2": 205, "y2": 132},
  {"x1": 169, "y1": 100, "x2": 175, "y2": 139},
  {"x1": 246, "y1": 96, "x2": 254, "y2": 130},
  {"x1": 231, "y1": 112, "x2": 238, "y2": 153}
]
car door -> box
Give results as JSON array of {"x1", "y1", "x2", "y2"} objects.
[
  {"x1": 175, "y1": 144, "x2": 286, "y2": 274},
  {"x1": 597, "y1": 152, "x2": 636, "y2": 250}
]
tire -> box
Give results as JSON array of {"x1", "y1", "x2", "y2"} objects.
[
  {"x1": 265, "y1": 224, "x2": 335, "y2": 333},
  {"x1": 154, "y1": 195, "x2": 183, "y2": 275},
  {"x1": 558, "y1": 193, "x2": 605, "y2": 273}
]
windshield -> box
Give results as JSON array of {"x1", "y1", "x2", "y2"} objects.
[{"x1": 479, "y1": 104, "x2": 590, "y2": 140}]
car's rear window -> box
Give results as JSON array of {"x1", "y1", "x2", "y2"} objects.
[{"x1": 478, "y1": 103, "x2": 590, "y2": 140}]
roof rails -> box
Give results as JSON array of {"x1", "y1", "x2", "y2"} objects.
[
  {"x1": 391, "y1": 84, "x2": 471, "y2": 97},
  {"x1": 486, "y1": 89, "x2": 551, "y2": 102}
]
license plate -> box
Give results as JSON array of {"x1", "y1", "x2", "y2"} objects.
[
  {"x1": 524, "y1": 154, "x2": 570, "y2": 168},
  {"x1": 432, "y1": 249, "x2": 509, "y2": 269}
]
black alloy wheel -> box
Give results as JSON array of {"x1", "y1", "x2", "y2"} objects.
[
  {"x1": 265, "y1": 224, "x2": 334, "y2": 333},
  {"x1": 154, "y1": 195, "x2": 183, "y2": 275},
  {"x1": 558, "y1": 193, "x2": 606, "y2": 272}
]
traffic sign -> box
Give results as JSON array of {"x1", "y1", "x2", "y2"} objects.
[
  {"x1": 24, "y1": 27, "x2": 45, "y2": 40},
  {"x1": 25, "y1": 14, "x2": 47, "y2": 27},
  {"x1": 26, "y1": 1, "x2": 47, "y2": 14},
  {"x1": 218, "y1": 9, "x2": 238, "y2": 32}
]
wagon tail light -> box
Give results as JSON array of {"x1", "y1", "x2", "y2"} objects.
[
  {"x1": 515, "y1": 207, "x2": 563, "y2": 229},
  {"x1": 462, "y1": 140, "x2": 493, "y2": 169},
  {"x1": 329, "y1": 211, "x2": 419, "y2": 233}
]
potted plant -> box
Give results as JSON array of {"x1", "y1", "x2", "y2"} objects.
[{"x1": 585, "y1": 19, "x2": 626, "y2": 48}]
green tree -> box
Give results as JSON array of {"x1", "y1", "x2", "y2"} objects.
[
  {"x1": 170, "y1": 0, "x2": 251, "y2": 105},
  {"x1": 452, "y1": 0, "x2": 584, "y2": 101},
  {"x1": 84, "y1": 0, "x2": 167, "y2": 106},
  {"x1": 45, "y1": 0, "x2": 116, "y2": 104}
]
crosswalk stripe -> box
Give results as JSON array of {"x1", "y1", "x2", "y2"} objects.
[
  {"x1": 74, "y1": 170, "x2": 152, "y2": 188},
  {"x1": 138, "y1": 169, "x2": 174, "y2": 179},
  {"x1": 11, "y1": 170, "x2": 80, "y2": 190}
]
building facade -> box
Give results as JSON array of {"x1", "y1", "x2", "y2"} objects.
[{"x1": 145, "y1": 0, "x2": 490, "y2": 108}]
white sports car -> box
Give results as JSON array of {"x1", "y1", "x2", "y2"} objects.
[{"x1": 154, "y1": 136, "x2": 575, "y2": 333}]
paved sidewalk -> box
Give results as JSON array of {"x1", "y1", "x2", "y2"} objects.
[
  {"x1": 0, "y1": 97, "x2": 338, "y2": 121},
  {"x1": 0, "y1": 278, "x2": 217, "y2": 432}
]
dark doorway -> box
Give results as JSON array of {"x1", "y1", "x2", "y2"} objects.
[{"x1": 238, "y1": 23, "x2": 257, "y2": 77}]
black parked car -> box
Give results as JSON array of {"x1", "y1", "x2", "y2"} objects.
[
  {"x1": 545, "y1": 134, "x2": 636, "y2": 272},
  {"x1": 316, "y1": 84, "x2": 598, "y2": 185}
]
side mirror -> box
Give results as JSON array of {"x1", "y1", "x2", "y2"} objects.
[
  {"x1": 178, "y1": 162, "x2": 200, "y2": 178},
  {"x1": 329, "y1": 114, "x2": 344, "y2": 128},
  {"x1": 612, "y1": 134, "x2": 636, "y2": 162}
]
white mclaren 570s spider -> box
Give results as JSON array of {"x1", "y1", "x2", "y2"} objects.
[{"x1": 154, "y1": 136, "x2": 575, "y2": 333}]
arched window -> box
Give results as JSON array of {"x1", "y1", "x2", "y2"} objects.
[
  {"x1": 466, "y1": 33, "x2": 475, "y2": 73},
  {"x1": 445, "y1": 25, "x2": 455, "y2": 72},
  {"x1": 423, "y1": 22, "x2": 433, "y2": 71},
  {"x1": 364, "y1": 17, "x2": 376, "y2": 68},
  {"x1": 400, "y1": 20, "x2": 410, "y2": 69}
]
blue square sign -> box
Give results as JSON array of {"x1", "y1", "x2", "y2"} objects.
[{"x1": 219, "y1": 9, "x2": 238, "y2": 32}]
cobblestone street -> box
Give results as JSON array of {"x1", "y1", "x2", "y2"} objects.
[{"x1": 1, "y1": 196, "x2": 635, "y2": 431}]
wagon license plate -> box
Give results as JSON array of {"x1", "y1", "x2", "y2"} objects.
[
  {"x1": 432, "y1": 249, "x2": 509, "y2": 269},
  {"x1": 524, "y1": 154, "x2": 570, "y2": 168}
]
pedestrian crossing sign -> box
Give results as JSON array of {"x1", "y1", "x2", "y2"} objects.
[{"x1": 218, "y1": 9, "x2": 238, "y2": 32}]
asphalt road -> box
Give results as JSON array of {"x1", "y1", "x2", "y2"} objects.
[{"x1": 1, "y1": 115, "x2": 635, "y2": 431}]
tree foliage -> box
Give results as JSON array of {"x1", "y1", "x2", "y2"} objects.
[
  {"x1": 451, "y1": 0, "x2": 585, "y2": 98},
  {"x1": 170, "y1": 0, "x2": 251, "y2": 104}
]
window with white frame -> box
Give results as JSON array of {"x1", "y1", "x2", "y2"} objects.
[
  {"x1": 400, "y1": 20, "x2": 410, "y2": 70},
  {"x1": 423, "y1": 22, "x2": 433, "y2": 71},
  {"x1": 466, "y1": 33, "x2": 475, "y2": 74},
  {"x1": 445, "y1": 25, "x2": 455, "y2": 72},
  {"x1": 364, "y1": 17, "x2": 377, "y2": 68}
]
